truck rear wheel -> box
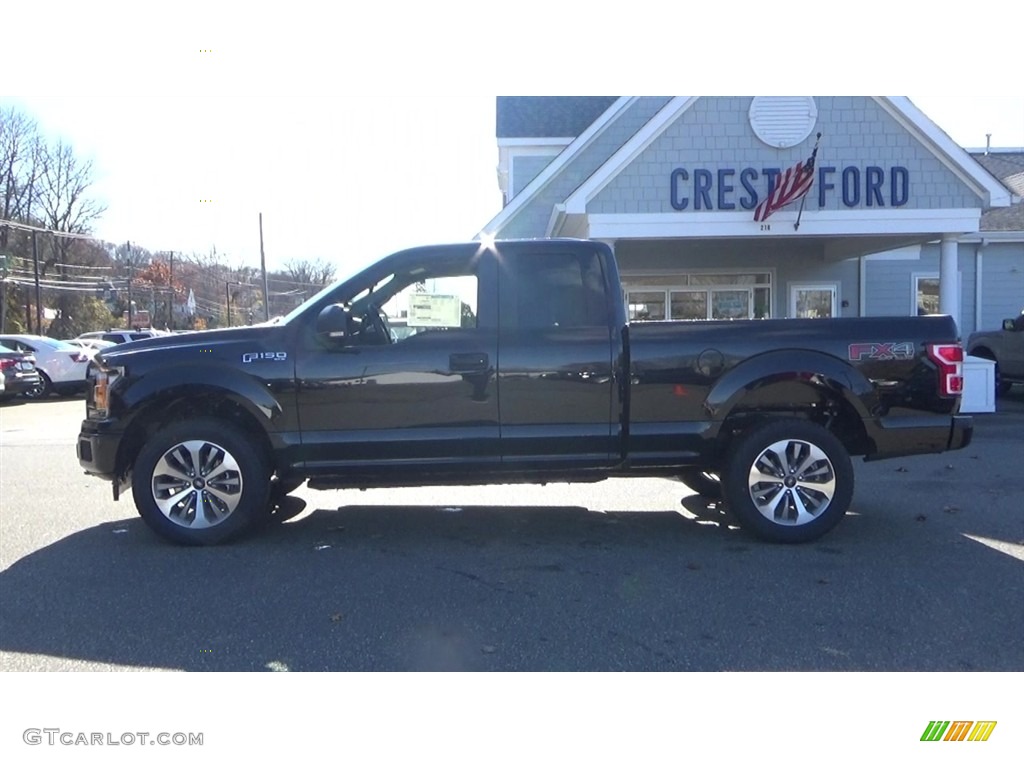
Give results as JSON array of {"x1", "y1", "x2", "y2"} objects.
[
  {"x1": 132, "y1": 419, "x2": 270, "y2": 545},
  {"x1": 722, "y1": 420, "x2": 853, "y2": 543}
]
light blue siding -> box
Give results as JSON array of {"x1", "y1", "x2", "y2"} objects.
[{"x1": 591, "y1": 96, "x2": 984, "y2": 215}]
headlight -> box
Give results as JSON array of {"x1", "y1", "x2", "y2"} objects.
[{"x1": 88, "y1": 364, "x2": 123, "y2": 418}]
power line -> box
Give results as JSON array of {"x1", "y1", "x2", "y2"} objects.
[{"x1": 0, "y1": 217, "x2": 101, "y2": 241}]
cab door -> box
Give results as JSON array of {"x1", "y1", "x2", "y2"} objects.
[
  {"x1": 496, "y1": 242, "x2": 617, "y2": 470},
  {"x1": 292, "y1": 251, "x2": 500, "y2": 478}
]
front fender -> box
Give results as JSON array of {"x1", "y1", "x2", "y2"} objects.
[{"x1": 115, "y1": 362, "x2": 284, "y2": 429}]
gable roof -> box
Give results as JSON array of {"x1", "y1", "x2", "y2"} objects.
[
  {"x1": 971, "y1": 151, "x2": 1024, "y2": 231},
  {"x1": 496, "y1": 97, "x2": 618, "y2": 139}
]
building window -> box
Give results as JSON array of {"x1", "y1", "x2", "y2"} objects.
[
  {"x1": 914, "y1": 274, "x2": 940, "y2": 315},
  {"x1": 790, "y1": 283, "x2": 839, "y2": 318},
  {"x1": 624, "y1": 272, "x2": 772, "y2": 321}
]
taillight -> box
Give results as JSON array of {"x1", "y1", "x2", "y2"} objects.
[
  {"x1": 0, "y1": 359, "x2": 14, "y2": 371},
  {"x1": 927, "y1": 343, "x2": 964, "y2": 397}
]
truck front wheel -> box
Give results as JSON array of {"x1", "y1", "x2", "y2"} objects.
[
  {"x1": 132, "y1": 419, "x2": 270, "y2": 545},
  {"x1": 722, "y1": 420, "x2": 853, "y2": 543}
]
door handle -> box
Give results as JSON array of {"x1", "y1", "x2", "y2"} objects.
[{"x1": 449, "y1": 352, "x2": 489, "y2": 373}]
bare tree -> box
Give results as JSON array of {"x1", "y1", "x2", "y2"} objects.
[
  {"x1": 36, "y1": 139, "x2": 107, "y2": 263},
  {"x1": 0, "y1": 106, "x2": 44, "y2": 250},
  {"x1": 283, "y1": 257, "x2": 337, "y2": 288}
]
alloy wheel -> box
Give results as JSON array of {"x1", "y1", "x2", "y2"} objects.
[{"x1": 151, "y1": 439, "x2": 243, "y2": 529}]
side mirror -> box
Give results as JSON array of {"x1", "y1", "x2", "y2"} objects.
[
  {"x1": 1003, "y1": 318, "x2": 1019, "y2": 332},
  {"x1": 316, "y1": 304, "x2": 351, "y2": 339}
]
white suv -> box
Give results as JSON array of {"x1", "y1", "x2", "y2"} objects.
[{"x1": 78, "y1": 329, "x2": 170, "y2": 345}]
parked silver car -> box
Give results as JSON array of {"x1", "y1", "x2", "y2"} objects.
[
  {"x1": 0, "y1": 334, "x2": 90, "y2": 398},
  {"x1": 0, "y1": 343, "x2": 43, "y2": 401}
]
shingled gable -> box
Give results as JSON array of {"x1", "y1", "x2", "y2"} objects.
[
  {"x1": 496, "y1": 97, "x2": 618, "y2": 138},
  {"x1": 484, "y1": 97, "x2": 1015, "y2": 244},
  {"x1": 562, "y1": 97, "x2": 1011, "y2": 218},
  {"x1": 971, "y1": 150, "x2": 1024, "y2": 232}
]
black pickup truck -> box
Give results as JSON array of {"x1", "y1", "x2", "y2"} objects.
[{"x1": 77, "y1": 239, "x2": 972, "y2": 545}]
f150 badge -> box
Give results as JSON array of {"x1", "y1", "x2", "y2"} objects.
[
  {"x1": 848, "y1": 342, "x2": 914, "y2": 361},
  {"x1": 242, "y1": 352, "x2": 288, "y2": 363}
]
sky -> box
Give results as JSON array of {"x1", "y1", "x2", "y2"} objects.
[
  {"x1": 5, "y1": 93, "x2": 1019, "y2": 280},
  {"x1": 1, "y1": 3, "x2": 1020, "y2": 279}
]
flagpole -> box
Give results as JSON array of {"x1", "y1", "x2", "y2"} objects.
[{"x1": 794, "y1": 132, "x2": 822, "y2": 231}]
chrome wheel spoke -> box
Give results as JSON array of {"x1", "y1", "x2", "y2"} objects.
[
  {"x1": 752, "y1": 484, "x2": 786, "y2": 517},
  {"x1": 789, "y1": 489, "x2": 815, "y2": 525},
  {"x1": 750, "y1": 468, "x2": 784, "y2": 486},
  {"x1": 154, "y1": 485, "x2": 195, "y2": 517}
]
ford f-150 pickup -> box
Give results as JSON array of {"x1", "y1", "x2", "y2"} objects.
[
  {"x1": 967, "y1": 309, "x2": 1024, "y2": 396},
  {"x1": 77, "y1": 239, "x2": 973, "y2": 545}
]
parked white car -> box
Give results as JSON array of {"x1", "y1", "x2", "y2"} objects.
[
  {"x1": 0, "y1": 334, "x2": 91, "y2": 398},
  {"x1": 66, "y1": 337, "x2": 118, "y2": 356}
]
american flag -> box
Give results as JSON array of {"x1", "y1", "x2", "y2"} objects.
[{"x1": 754, "y1": 140, "x2": 820, "y2": 222}]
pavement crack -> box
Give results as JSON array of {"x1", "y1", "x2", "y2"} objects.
[{"x1": 436, "y1": 566, "x2": 515, "y2": 594}]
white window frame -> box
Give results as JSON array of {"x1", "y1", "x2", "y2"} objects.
[
  {"x1": 621, "y1": 269, "x2": 775, "y2": 321},
  {"x1": 789, "y1": 283, "x2": 840, "y2": 319},
  {"x1": 911, "y1": 272, "x2": 939, "y2": 316}
]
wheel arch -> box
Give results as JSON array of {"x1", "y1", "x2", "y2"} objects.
[
  {"x1": 968, "y1": 344, "x2": 995, "y2": 360},
  {"x1": 115, "y1": 385, "x2": 278, "y2": 482},
  {"x1": 704, "y1": 350, "x2": 877, "y2": 459}
]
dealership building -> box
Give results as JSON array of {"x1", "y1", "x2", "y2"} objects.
[{"x1": 480, "y1": 97, "x2": 1023, "y2": 336}]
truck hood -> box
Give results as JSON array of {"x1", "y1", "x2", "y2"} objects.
[{"x1": 96, "y1": 326, "x2": 285, "y2": 367}]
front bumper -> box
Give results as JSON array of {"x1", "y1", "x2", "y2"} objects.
[{"x1": 76, "y1": 419, "x2": 123, "y2": 480}]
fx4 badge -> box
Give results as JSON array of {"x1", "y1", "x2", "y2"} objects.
[
  {"x1": 848, "y1": 342, "x2": 914, "y2": 361},
  {"x1": 242, "y1": 352, "x2": 288, "y2": 363}
]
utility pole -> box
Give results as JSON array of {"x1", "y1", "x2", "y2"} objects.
[
  {"x1": 168, "y1": 250, "x2": 174, "y2": 330},
  {"x1": 0, "y1": 251, "x2": 7, "y2": 333},
  {"x1": 127, "y1": 241, "x2": 134, "y2": 329},
  {"x1": 259, "y1": 213, "x2": 270, "y2": 322},
  {"x1": 32, "y1": 230, "x2": 41, "y2": 334},
  {"x1": 226, "y1": 280, "x2": 238, "y2": 327}
]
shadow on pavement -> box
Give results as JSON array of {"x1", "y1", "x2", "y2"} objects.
[{"x1": 1, "y1": 485, "x2": 1020, "y2": 672}]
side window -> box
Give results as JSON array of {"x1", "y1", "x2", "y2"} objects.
[
  {"x1": 337, "y1": 258, "x2": 481, "y2": 348},
  {"x1": 402, "y1": 273, "x2": 478, "y2": 339},
  {"x1": 506, "y1": 251, "x2": 607, "y2": 330}
]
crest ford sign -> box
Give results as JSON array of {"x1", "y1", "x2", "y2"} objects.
[{"x1": 669, "y1": 165, "x2": 910, "y2": 211}]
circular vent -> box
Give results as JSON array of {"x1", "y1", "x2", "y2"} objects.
[{"x1": 749, "y1": 97, "x2": 818, "y2": 148}]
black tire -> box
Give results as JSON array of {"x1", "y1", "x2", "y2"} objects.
[
  {"x1": 994, "y1": 363, "x2": 1012, "y2": 396},
  {"x1": 722, "y1": 420, "x2": 853, "y2": 544},
  {"x1": 678, "y1": 468, "x2": 723, "y2": 499},
  {"x1": 132, "y1": 419, "x2": 270, "y2": 545},
  {"x1": 23, "y1": 371, "x2": 52, "y2": 399}
]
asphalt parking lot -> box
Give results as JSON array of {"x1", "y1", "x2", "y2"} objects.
[{"x1": 0, "y1": 391, "x2": 1021, "y2": 671}]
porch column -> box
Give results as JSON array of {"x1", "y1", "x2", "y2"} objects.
[{"x1": 939, "y1": 234, "x2": 960, "y2": 330}]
